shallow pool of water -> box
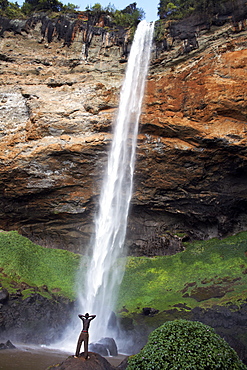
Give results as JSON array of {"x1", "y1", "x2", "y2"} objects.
[{"x1": 0, "y1": 346, "x2": 70, "y2": 370}]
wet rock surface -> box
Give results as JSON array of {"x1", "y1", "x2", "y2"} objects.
[
  {"x1": 89, "y1": 337, "x2": 118, "y2": 357},
  {"x1": 47, "y1": 352, "x2": 116, "y2": 370},
  {"x1": 0, "y1": 290, "x2": 74, "y2": 345},
  {"x1": 190, "y1": 303, "x2": 247, "y2": 364},
  {"x1": 0, "y1": 339, "x2": 16, "y2": 350},
  {"x1": 0, "y1": 287, "x2": 9, "y2": 303}
]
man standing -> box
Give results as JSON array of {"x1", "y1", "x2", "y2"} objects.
[{"x1": 75, "y1": 313, "x2": 96, "y2": 359}]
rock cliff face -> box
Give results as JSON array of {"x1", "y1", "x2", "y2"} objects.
[
  {"x1": 0, "y1": 18, "x2": 246, "y2": 254},
  {"x1": 131, "y1": 24, "x2": 247, "y2": 255}
]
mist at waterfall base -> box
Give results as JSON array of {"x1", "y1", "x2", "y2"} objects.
[{"x1": 51, "y1": 20, "x2": 154, "y2": 356}]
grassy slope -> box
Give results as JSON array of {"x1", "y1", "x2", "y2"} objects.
[
  {"x1": 117, "y1": 232, "x2": 247, "y2": 315},
  {"x1": 0, "y1": 231, "x2": 80, "y2": 300},
  {"x1": 0, "y1": 230, "x2": 247, "y2": 311}
]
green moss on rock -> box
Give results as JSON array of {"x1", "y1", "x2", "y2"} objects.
[
  {"x1": 0, "y1": 231, "x2": 81, "y2": 299},
  {"x1": 118, "y1": 232, "x2": 247, "y2": 314},
  {"x1": 1, "y1": 230, "x2": 247, "y2": 314}
]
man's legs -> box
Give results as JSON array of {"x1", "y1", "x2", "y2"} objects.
[
  {"x1": 75, "y1": 332, "x2": 89, "y2": 358},
  {"x1": 84, "y1": 333, "x2": 89, "y2": 359},
  {"x1": 75, "y1": 332, "x2": 83, "y2": 357}
]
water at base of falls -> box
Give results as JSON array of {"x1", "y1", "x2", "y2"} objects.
[
  {"x1": 0, "y1": 346, "x2": 126, "y2": 370},
  {"x1": 51, "y1": 20, "x2": 154, "y2": 354}
]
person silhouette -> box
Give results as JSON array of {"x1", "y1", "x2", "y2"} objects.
[{"x1": 74, "y1": 313, "x2": 96, "y2": 359}]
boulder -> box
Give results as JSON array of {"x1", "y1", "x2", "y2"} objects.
[
  {"x1": 0, "y1": 340, "x2": 16, "y2": 350},
  {"x1": 88, "y1": 343, "x2": 108, "y2": 356},
  {"x1": 0, "y1": 288, "x2": 9, "y2": 303},
  {"x1": 46, "y1": 352, "x2": 115, "y2": 370},
  {"x1": 97, "y1": 338, "x2": 118, "y2": 356},
  {"x1": 89, "y1": 337, "x2": 118, "y2": 357},
  {"x1": 142, "y1": 307, "x2": 159, "y2": 316}
]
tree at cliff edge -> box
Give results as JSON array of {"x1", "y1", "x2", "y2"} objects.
[
  {"x1": 157, "y1": 0, "x2": 247, "y2": 20},
  {"x1": 127, "y1": 319, "x2": 247, "y2": 370}
]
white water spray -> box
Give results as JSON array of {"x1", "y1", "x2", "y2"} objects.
[{"x1": 77, "y1": 21, "x2": 154, "y2": 343}]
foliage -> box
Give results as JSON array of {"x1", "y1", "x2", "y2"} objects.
[
  {"x1": 117, "y1": 232, "x2": 247, "y2": 313},
  {"x1": 85, "y1": 2, "x2": 102, "y2": 12},
  {"x1": 21, "y1": 0, "x2": 64, "y2": 13},
  {"x1": 59, "y1": 2, "x2": 79, "y2": 12},
  {"x1": 0, "y1": 0, "x2": 144, "y2": 33},
  {"x1": 119, "y1": 2, "x2": 145, "y2": 27},
  {"x1": 0, "y1": 231, "x2": 81, "y2": 299},
  {"x1": 157, "y1": 0, "x2": 230, "y2": 20},
  {"x1": 0, "y1": 0, "x2": 79, "y2": 15},
  {"x1": 0, "y1": 0, "x2": 8, "y2": 10},
  {"x1": 86, "y1": 2, "x2": 145, "y2": 29},
  {"x1": 2, "y1": 1, "x2": 24, "y2": 18},
  {"x1": 154, "y1": 19, "x2": 168, "y2": 42},
  {"x1": 127, "y1": 320, "x2": 247, "y2": 370},
  {"x1": 0, "y1": 0, "x2": 25, "y2": 18}
]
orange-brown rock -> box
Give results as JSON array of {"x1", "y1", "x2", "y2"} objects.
[
  {"x1": 128, "y1": 25, "x2": 247, "y2": 255},
  {"x1": 0, "y1": 21, "x2": 246, "y2": 255}
]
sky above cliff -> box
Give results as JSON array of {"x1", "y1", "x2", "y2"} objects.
[{"x1": 74, "y1": 1, "x2": 159, "y2": 22}]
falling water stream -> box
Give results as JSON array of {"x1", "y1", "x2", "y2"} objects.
[
  {"x1": 50, "y1": 20, "x2": 154, "y2": 355},
  {"x1": 77, "y1": 20, "x2": 154, "y2": 344}
]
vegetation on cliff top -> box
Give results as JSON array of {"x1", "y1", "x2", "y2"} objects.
[
  {"x1": 2, "y1": 0, "x2": 241, "y2": 21},
  {"x1": 0, "y1": 0, "x2": 77, "y2": 17},
  {"x1": 157, "y1": 0, "x2": 245, "y2": 20},
  {"x1": 0, "y1": 230, "x2": 247, "y2": 309},
  {"x1": 0, "y1": 0, "x2": 144, "y2": 29},
  {"x1": 127, "y1": 319, "x2": 247, "y2": 370}
]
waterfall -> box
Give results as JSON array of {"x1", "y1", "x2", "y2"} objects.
[
  {"x1": 77, "y1": 20, "x2": 154, "y2": 343},
  {"x1": 51, "y1": 20, "x2": 154, "y2": 354}
]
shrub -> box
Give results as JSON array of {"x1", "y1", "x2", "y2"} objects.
[{"x1": 127, "y1": 319, "x2": 247, "y2": 370}]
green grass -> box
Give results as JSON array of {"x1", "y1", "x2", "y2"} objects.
[
  {"x1": 0, "y1": 231, "x2": 81, "y2": 300},
  {"x1": 1, "y1": 230, "x2": 247, "y2": 311},
  {"x1": 117, "y1": 232, "x2": 247, "y2": 314}
]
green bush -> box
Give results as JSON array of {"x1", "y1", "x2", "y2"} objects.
[{"x1": 127, "y1": 319, "x2": 247, "y2": 370}]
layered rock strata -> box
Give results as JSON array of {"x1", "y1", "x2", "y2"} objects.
[{"x1": 0, "y1": 19, "x2": 246, "y2": 254}]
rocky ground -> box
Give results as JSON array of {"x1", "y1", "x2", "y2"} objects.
[{"x1": 46, "y1": 353, "x2": 119, "y2": 370}]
